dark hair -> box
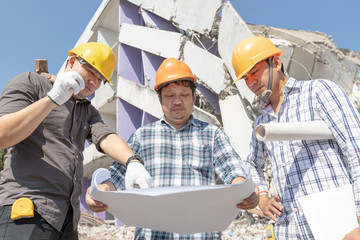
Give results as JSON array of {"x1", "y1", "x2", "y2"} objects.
[{"x1": 157, "y1": 80, "x2": 197, "y2": 102}]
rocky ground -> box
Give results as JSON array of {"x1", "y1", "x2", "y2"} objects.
[{"x1": 78, "y1": 211, "x2": 272, "y2": 240}]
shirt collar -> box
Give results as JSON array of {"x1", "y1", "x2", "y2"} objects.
[
  {"x1": 71, "y1": 96, "x2": 91, "y2": 104},
  {"x1": 160, "y1": 114, "x2": 198, "y2": 130},
  {"x1": 259, "y1": 77, "x2": 299, "y2": 112},
  {"x1": 283, "y1": 77, "x2": 299, "y2": 95}
]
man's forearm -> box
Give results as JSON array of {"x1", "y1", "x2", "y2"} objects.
[
  {"x1": 0, "y1": 96, "x2": 56, "y2": 148},
  {"x1": 99, "y1": 133, "x2": 137, "y2": 166}
]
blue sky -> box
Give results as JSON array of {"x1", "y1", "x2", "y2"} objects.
[{"x1": 1, "y1": 0, "x2": 359, "y2": 94}]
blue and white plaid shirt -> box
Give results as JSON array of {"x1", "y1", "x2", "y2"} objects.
[
  {"x1": 109, "y1": 115, "x2": 247, "y2": 240},
  {"x1": 247, "y1": 77, "x2": 360, "y2": 239}
]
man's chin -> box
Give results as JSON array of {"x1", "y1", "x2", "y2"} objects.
[
  {"x1": 73, "y1": 93, "x2": 87, "y2": 100},
  {"x1": 170, "y1": 117, "x2": 183, "y2": 122}
]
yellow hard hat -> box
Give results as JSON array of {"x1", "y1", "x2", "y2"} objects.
[
  {"x1": 232, "y1": 36, "x2": 282, "y2": 84},
  {"x1": 68, "y1": 42, "x2": 116, "y2": 84},
  {"x1": 154, "y1": 58, "x2": 196, "y2": 91}
]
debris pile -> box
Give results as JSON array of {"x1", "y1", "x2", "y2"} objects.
[{"x1": 78, "y1": 211, "x2": 272, "y2": 240}]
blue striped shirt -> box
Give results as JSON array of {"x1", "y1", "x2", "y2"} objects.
[
  {"x1": 247, "y1": 77, "x2": 360, "y2": 239},
  {"x1": 109, "y1": 115, "x2": 247, "y2": 239}
]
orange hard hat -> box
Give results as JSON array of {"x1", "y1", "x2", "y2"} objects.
[
  {"x1": 232, "y1": 36, "x2": 282, "y2": 84},
  {"x1": 154, "y1": 58, "x2": 197, "y2": 91}
]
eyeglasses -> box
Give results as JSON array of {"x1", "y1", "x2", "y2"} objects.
[{"x1": 76, "y1": 57, "x2": 107, "y2": 84}]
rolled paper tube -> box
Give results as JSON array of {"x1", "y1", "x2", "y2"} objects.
[{"x1": 256, "y1": 121, "x2": 335, "y2": 141}]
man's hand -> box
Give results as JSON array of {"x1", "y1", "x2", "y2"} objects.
[
  {"x1": 85, "y1": 182, "x2": 114, "y2": 213},
  {"x1": 47, "y1": 71, "x2": 84, "y2": 105},
  {"x1": 343, "y1": 227, "x2": 360, "y2": 240},
  {"x1": 236, "y1": 182, "x2": 259, "y2": 210},
  {"x1": 125, "y1": 162, "x2": 153, "y2": 190},
  {"x1": 259, "y1": 194, "x2": 283, "y2": 222},
  {"x1": 231, "y1": 177, "x2": 259, "y2": 210}
]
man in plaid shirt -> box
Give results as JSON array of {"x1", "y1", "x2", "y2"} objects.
[
  {"x1": 232, "y1": 36, "x2": 360, "y2": 239},
  {"x1": 86, "y1": 58, "x2": 259, "y2": 239}
]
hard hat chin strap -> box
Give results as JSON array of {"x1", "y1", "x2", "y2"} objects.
[{"x1": 259, "y1": 58, "x2": 273, "y2": 100}]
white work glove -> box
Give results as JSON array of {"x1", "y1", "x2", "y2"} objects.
[
  {"x1": 47, "y1": 71, "x2": 85, "y2": 105},
  {"x1": 125, "y1": 162, "x2": 153, "y2": 190}
]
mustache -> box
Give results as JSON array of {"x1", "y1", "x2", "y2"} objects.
[{"x1": 171, "y1": 106, "x2": 184, "y2": 111}]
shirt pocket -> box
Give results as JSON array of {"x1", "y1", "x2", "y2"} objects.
[
  {"x1": 185, "y1": 141, "x2": 213, "y2": 173},
  {"x1": 42, "y1": 107, "x2": 68, "y2": 135}
]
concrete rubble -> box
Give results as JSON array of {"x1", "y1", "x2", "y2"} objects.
[
  {"x1": 78, "y1": 211, "x2": 270, "y2": 239},
  {"x1": 70, "y1": 0, "x2": 360, "y2": 238}
]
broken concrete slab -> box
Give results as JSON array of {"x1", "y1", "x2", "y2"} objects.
[
  {"x1": 140, "y1": 8, "x2": 177, "y2": 31},
  {"x1": 217, "y1": 1, "x2": 253, "y2": 79},
  {"x1": 171, "y1": 0, "x2": 222, "y2": 34},
  {"x1": 119, "y1": 23, "x2": 182, "y2": 58},
  {"x1": 313, "y1": 50, "x2": 355, "y2": 93},
  {"x1": 119, "y1": 23, "x2": 230, "y2": 94},
  {"x1": 91, "y1": 83, "x2": 116, "y2": 110},
  {"x1": 126, "y1": 0, "x2": 175, "y2": 21},
  {"x1": 219, "y1": 93, "x2": 252, "y2": 160},
  {"x1": 233, "y1": 80, "x2": 256, "y2": 104},
  {"x1": 250, "y1": 25, "x2": 320, "y2": 54},
  {"x1": 127, "y1": 0, "x2": 222, "y2": 34},
  {"x1": 183, "y1": 41, "x2": 228, "y2": 94},
  {"x1": 117, "y1": 76, "x2": 163, "y2": 118},
  {"x1": 93, "y1": 0, "x2": 119, "y2": 32},
  {"x1": 270, "y1": 38, "x2": 294, "y2": 75},
  {"x1": 249, "y1": 24, "x2": 359, "y2": 94},
  {"x1": 217, "y1": 1, "x2": 254, "y2": 102},
  {"x1": 287, "y1": 45, "x2": 315, "y2": 80},
  {"x1": 142, "y1": 52, "x2": 164, "y2": 90}
]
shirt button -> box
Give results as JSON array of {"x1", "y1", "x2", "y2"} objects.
[
  {"x1": 288, "y1": 184, "x2": 292, "y2": 188},
  {"x1": 282, "y1": 163, "x2": 286, "y2": 167}
]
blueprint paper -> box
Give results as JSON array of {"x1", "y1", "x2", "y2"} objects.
[
  {"x1": 90, "y1": 168, "x2": 254, "y2": 234},
  {"x1": 256, "y1": 121, "x2": 334, "y2": 141},
  {"x1": 298, "y1": 185, "x2": 358, "y2": 240}
]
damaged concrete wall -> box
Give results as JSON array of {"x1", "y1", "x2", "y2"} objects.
[
  {"x1": 73, "y1": 0, "x2": 360, "y2": 222},
  {"x1": 249, "y1": 25, "x2": 360, "y2": 96}
]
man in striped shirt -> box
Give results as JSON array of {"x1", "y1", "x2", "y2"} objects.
[
  {"x1": 232, "y1": 36, "x2": 360, "y2": 239},
  {"x1": 86, "y1": 58, "x2": 259, "y2": 239}
]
